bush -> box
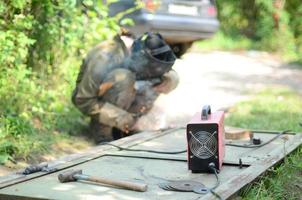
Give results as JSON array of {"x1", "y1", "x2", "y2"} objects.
[
  {"x1": 214, "y1": 0, "x2": 301, "y2": 60},
  {"x1": 285, "y1": 0, "x2": 302, "y2": 59},
  {"x1": 0, "y1": 0, "x2": 127, "y2": 164}
]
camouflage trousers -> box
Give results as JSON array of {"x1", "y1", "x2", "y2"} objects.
[{"x1": 89, "y1": 68, "x2": 159, "y2": 143}]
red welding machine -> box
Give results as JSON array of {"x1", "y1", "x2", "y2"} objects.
[{"x1": 186, "y1": 105, "x2": 225, "y2": 173}]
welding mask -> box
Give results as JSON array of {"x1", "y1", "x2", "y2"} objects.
[{"x1": 127, "y1": 32, "x2": 176, "y2": 80}]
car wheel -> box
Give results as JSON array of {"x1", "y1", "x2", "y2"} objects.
[{"x1": 170, "y1": 42, "x2": 193, "y2": 58}]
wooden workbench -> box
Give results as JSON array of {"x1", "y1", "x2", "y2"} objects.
[{"x1": 0, "y1": 128, "x2": 301, "y2": 200}]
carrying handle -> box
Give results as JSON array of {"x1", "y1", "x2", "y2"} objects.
[{"x1": 201, "y1": 105, "x2": 211, "y2": 120}]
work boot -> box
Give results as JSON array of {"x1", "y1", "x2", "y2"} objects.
[
  {"x1": 112, "y1": 127, "x2": 131, "y2": 140},
  {"x1": 89, "y1": 119, "x2": 113, "y2": 144}
]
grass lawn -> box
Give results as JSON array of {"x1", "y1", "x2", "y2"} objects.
[{"x1": 225, "y1": 87, "x2": 302, "y2": 200}]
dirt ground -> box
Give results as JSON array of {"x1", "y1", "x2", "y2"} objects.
[{"x1": 1, "y1": 50, "x2": 301, "y2": 176}]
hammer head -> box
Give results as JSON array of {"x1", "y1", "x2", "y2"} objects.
[{"x1": 58, "y1": 169, "x2": 82, "y2": 183}]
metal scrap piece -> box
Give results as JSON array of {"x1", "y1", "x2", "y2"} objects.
[
  {"x1": 158, "y1": 182, "x2": 175, "y2": 191},
  {"x1": 41, "y1": 166, "x2": 57, "y2": 173},
  {"x1": 18, "y1": 162, "x2": 57, "y2": 175},
  {"x1": 21, "y1": 162, "x2": 48, "y2": 175},
  {"x1": 193, "y1": 185, "x2": 209, "y2": 194},
  {"x1": 167, "y1": 180, "x2": 205, "y2": 192}
]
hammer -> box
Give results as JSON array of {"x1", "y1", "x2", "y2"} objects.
[{"x1": 58, "y1": 169, "x2": 147, "y2": 192}]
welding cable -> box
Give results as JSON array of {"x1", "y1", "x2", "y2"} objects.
[
  {"x1": 101, "y1": 142, "x2": 187, "y2": 154},
  {"x1": 225, "y1": 130, "x2": 291, "y2": 148},
  {"x1": 208, "y1": 163, "x2": 223, "y2": 200},
  {"x1": 102, "y1": 129, "x2": 291, "y2": 154},
  {"x1": 99, "y1": 127, "x2": 187, "y2": 154}
]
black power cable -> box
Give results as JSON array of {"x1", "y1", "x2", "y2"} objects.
[
  {"x1": 100, "y1": 127, "x2": 187, "y2": 154},
  {"x1": 100, "y1": 142, "x2": 187, "y2": 154},
  {"x1": 102, "y1": 129, "x2": 292, "y2": 154},
  {"x1": 208, "y1": 163, "x2": 223, "y2": 200}
]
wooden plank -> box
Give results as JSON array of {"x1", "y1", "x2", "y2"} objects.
[{"x1": 225, "y1": 126, "x2": 252, "y2": 140}]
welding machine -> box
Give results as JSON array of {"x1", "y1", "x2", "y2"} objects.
[{"x1": 186, "y1": 105, "x2": 225, "y2": 173}]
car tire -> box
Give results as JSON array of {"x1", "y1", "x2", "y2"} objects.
[{"x1": 170, "y1": 42, "x2": 193, "y2": 58}]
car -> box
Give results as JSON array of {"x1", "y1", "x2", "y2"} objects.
[{"x1": 109, "y1": 0, "x2": 219, "y2": 57}]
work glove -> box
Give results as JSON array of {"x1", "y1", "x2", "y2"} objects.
[
  {"x1": 153, "y1": 70, "x2": 179, "y2": 94},
  {"x1": 128, "y1": 79, "x2": 160, "y2": 115},
  {"x1": 98, "y1": 102, "x2": 136, "y2": 133}
]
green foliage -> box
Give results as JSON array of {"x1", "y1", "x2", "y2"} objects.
[
  {"x1": 210, "y1": 0, "x2": 301, "y2": 61},
  {"x1": 0, "y1": 0, "x2": 135, "y2": 164},
  {"x1": 216, "y1": 0, "x2": 278, "y2": 40},
  {"x1": 286, "y1": 0, "x2": 302, "y2": 59},
  {"x1": 27, "y1": 0, "x2": 122, "y2": 75}
]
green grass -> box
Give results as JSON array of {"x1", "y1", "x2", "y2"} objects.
[
  {"x1": 225, "y1": 87, "x2": 302, "y2": 200},
  {"x1": 241, "y1": 148, "x2": 302, "y2": 200},
  {"x1": 194, "y1": 31, "x2": 302, "y2": 65},
  {"x1": 195, "y1": 32, "x2": 253, "y2": 51},
  {"x1": 0, "y1": 109, "x2": 92, "y2": 168}
]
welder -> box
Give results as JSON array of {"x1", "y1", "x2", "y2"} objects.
[{"x1": 72, "y1": 31, "x2": 179, "y2": 143}]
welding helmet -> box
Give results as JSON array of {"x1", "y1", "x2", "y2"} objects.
[{"x1": 128, "y1": 32, "x2": 176, "y2": 79}]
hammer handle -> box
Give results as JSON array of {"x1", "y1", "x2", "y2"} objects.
[{"x1": 76, "y1": 174, "x2": 147, "y2": 192}]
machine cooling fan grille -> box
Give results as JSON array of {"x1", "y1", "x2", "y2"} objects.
[{"x1": 189, "y1": 131, "x2": 217, "y2": 159}]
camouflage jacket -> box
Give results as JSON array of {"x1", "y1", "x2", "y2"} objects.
[{"x1": 72, "y1": 36, "x2": 129, "y2": 115}]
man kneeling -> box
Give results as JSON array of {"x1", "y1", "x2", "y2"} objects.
[{"x1": 72, "y1": 32, "x2": 179, "y2": 143}]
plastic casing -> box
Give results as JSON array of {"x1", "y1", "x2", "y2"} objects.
[{"x1": 186, "y1": 111, "x2": 225, "y2": 171}]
